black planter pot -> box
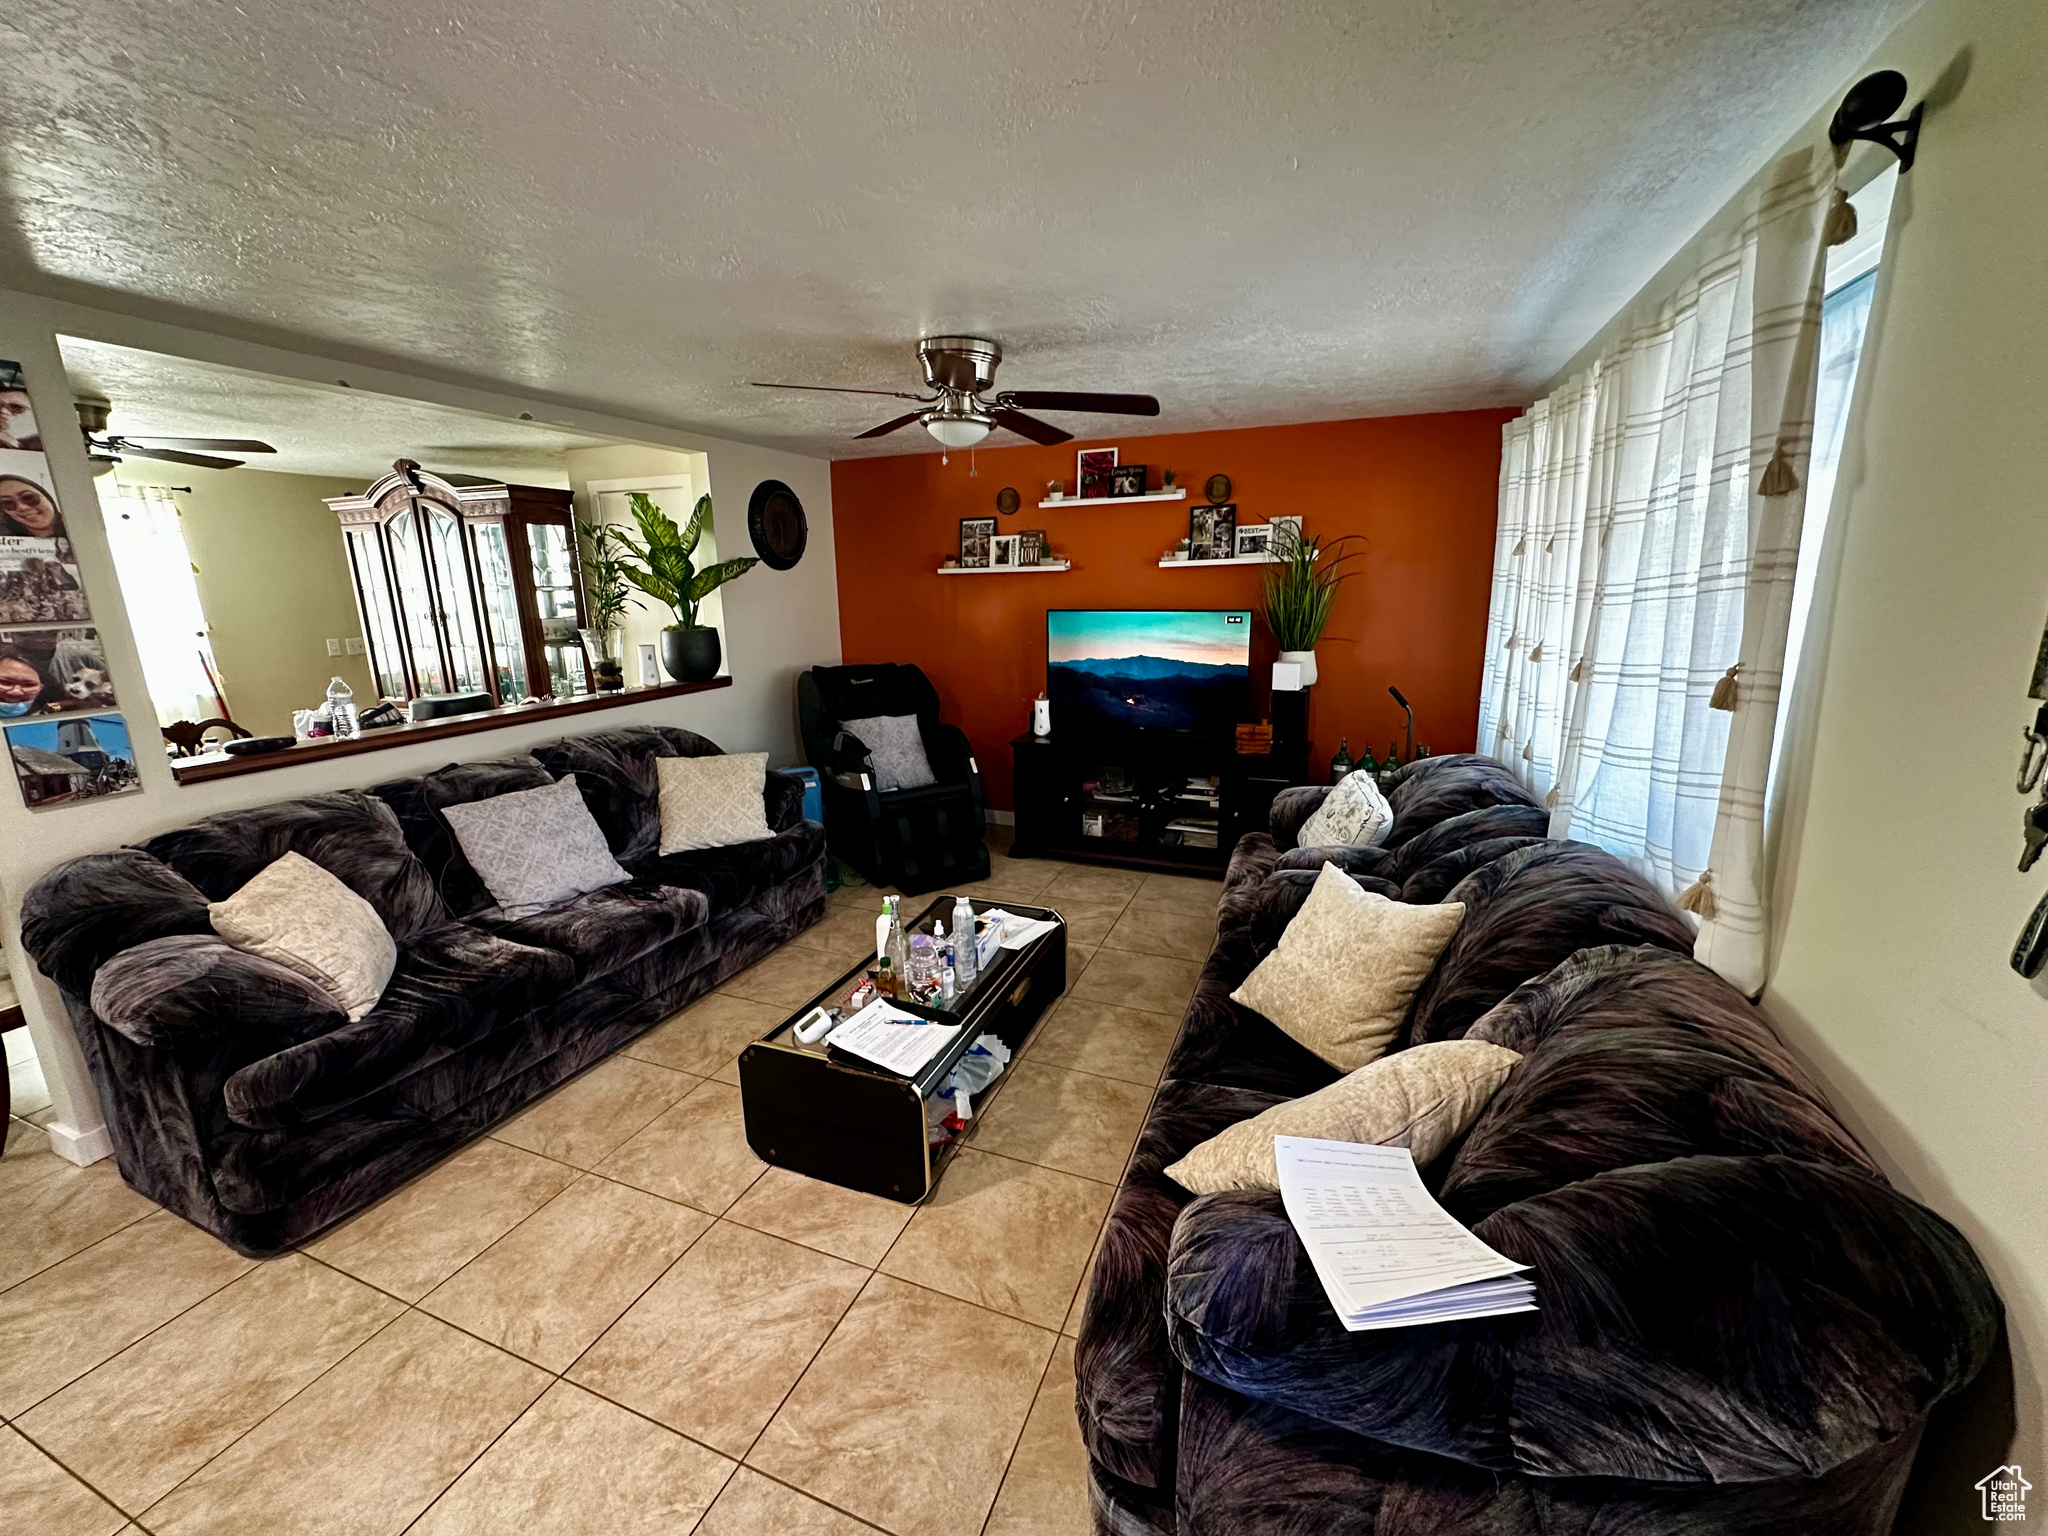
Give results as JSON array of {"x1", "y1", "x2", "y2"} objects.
[{"x1": 662, "y1": 626, "x2": 721, "y2": 682}]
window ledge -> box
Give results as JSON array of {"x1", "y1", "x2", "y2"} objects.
[{"x1": 168, "y1": 677, "x2": 732, "y2": 785}]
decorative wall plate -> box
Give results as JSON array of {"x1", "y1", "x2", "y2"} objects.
[
  {"x1": 747, "y1": 479, "x2": 808, "y2": 570},
  {"x1": 996, "y1": 486, "x2": 1021, "y2": 515},
  {"x1": 1205, "y1": 473, "x2": 1232, "y2": 504}
]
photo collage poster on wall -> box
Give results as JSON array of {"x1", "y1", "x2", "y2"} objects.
[{"x1": 0, "y1": 359, "x2": 139, "y2": 808}]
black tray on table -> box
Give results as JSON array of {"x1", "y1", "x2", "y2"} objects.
[{"x1": 736, "y1": 897, "x2": 1067, "y2": 1203}]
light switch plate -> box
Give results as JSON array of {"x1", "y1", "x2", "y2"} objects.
[{"x1": 325, "y1": 638, "x2": 343, "y2": 656}]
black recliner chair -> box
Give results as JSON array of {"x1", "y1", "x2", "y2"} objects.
[{"x1": 797, "y1": 663, "x2": 989, "y2": 895}]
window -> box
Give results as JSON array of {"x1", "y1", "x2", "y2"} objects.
[{"x1": 99, "y1": 480, "x2": 227, "y2": 726}]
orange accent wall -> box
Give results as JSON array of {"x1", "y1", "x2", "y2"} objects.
[{"x1": 829, "y1": 409, "x2": 1512, "y2": 809}]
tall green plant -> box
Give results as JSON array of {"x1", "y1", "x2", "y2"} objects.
[
  {"x1": 1260, "y1": 527, "x2": 1365, "y2": 651},
  {"x1": 576, "y1": 518, "x2": 640, "y2": 632},
  {"x1": 615, "y1": 492, "x2": 758, "y2": 630}
]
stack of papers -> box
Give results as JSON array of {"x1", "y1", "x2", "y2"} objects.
[
  {"x1": 1275, "y1": 1136, "x2": 1536, "y2": 1332},
  {"x1": 824, "y1": 998, "x2": 959, "y2": 1076},
  {"x1": 979, "y1": 908, "x2": 1061, "y2": 951}
]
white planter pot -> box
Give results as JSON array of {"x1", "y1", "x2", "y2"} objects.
[{"x1": 1278, "y1": 649, "x2": 1318, "y2": 687}]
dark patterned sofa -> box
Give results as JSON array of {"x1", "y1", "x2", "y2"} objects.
[
  {"x1": 19, "y1": 724, "x2": 825, "y2": 1256},
  {"x1": 1076, "y1": 755, "x2": 2000, "y2": 1535}
]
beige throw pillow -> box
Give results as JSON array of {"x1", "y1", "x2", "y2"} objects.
[
  {"x1": 657, "y1": 751, "x2": 773, "y2": 854},
  {"x1": 1232, "y1": 862, "x2": 1464, "y2": 1070},
  {"x1": 208, "y1": 851, "x2": 397, "y2": 1021},
  {"x1": 1165, "y1": 1039, "x2": 1522, "y2": 1194}
]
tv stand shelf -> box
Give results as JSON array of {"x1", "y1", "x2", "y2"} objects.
[{"x1": 1009, "y1": 732, "x2": 1310, "y2": 873}]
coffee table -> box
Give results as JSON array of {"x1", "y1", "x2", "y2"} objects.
[{"x1": 737, "y1": 895, "x2": 1067, "y2": 1202}]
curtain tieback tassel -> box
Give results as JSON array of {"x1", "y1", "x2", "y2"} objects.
[
  {"x1": 1823, "y1": 188, "x2": 1858, "y2": 248},
  {"x1": 1544, "y1": 533, "x2": 1557, "y2": 553},
  {"x1": 1569, "y1": 658, "x2": 1585, "y2": 682},
  {"x1": 1710, "y1": 663, "x2": 1742, "y2": 711},
  {"x1": 1521, "y1": 743, "x2": 1535, "y2": 763},
  {"x1": 1511, "y1": 535, "x2": 1526, "y2": 555},
  {"x1": 1543, "y1": 783, "x2": 1560, "y2": 810},
  {"x1": 1675, "y1": 869, "x2": 1718, "y2": 920},
  {"x1": 1758, "y1": 444, "x2": 1800, "y2": 497},
  {"x1": 1527, "y1": 641, "x2": 1544, "y2": 662}
]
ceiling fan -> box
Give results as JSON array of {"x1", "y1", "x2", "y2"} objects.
[
  {"x1": 752, "y1": 336, "x2": 1158, "y2": 449},
  {"x1": 74, "y1": 399, "x2": 278, "y2": 471}
]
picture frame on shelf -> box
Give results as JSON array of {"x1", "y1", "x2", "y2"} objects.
[
  {"x1": 991, "y1": 533, "x2": 1021, "y2": 568},
  {"x1": 1269, "y1": 514, "x2": 1303, "y2": 553},
  {"x1": 1108, "y1": 463, "x2": 1147, "y2": 498},
  {"x1": 1233, "y1": 524, "x2": 1272, "y2": 559},
  {"x1": 1076, "y1": 447, "x2": 1118, "y2": 500},
  {"x1": 959, "y1": 516, "x2": 995, "y2": 568},
  {"x1": 1188, "y1": 502, "x2": 1237, "y2": 561},
  {"x1": 1017, "y1": 529, "x2": 1046, "y2": 566}
]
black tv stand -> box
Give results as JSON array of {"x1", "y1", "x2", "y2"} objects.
[{"x1": 1009, "y1": 731, "x2": 1310, "y2": 874}]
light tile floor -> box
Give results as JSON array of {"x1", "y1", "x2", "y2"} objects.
[{"x1": 1, "y1": 833, "x2": 1219, "y2": 1536}]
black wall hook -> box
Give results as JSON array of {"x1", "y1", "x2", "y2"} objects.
[{"x1": 1830, "y1": 70, "x2": 1923, "y2": 171}]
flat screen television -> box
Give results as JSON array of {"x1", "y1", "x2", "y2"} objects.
[{"x1": 1046, "y1": 609, "x2": 1253, "y2": 738}]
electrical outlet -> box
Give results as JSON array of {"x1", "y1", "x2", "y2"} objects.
[
  {"x1": 325, "y1": 638, "x2": 343, "y2": 656},
  {"x1": 343, "y1": 637, "x2": 368, "y2": 656}
]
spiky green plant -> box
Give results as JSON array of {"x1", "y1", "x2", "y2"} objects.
[
  {"x1": 1260, "y1": 526, "x2": 1366, "y2": 651},
  {"x1": 576, "y1": 518, "x2": 641, "y2": 633},
  {"x1": 615, "y1": 492, "x2": 759, "y2": 630}
]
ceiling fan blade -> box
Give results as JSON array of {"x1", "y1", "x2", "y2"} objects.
[
  {"x1": 854, "y1": 411, "x2": 929, "y2": 440},
  {"x1": 1001, "y1": 390, "x2": 1160, "y2": 417},
  {"x1": 123, "y1": 444, "x2": 247, "y2": 470},
  {"x1": 992, "y1": 409, "x2": 1073, "y2": 446},
  {"x1": 752, "y1": 382, "x2": 931, "y2": 401},
  {"x1": 120, "y1": 436, "x2": 276, "y2": 453}
]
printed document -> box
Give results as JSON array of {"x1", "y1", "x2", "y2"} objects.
[
  {"x1": 824, "y1": 998, "x2": 959, "y2": 1076},
  {"x1": 1275, "y1": 1135, "x2": 1537, "y2": 1331}
]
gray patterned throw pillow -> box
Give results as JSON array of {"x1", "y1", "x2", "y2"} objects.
[
  {"x1": 440, "y1": 773, "x2": 631, "y2": 916},
  {"x1": 841, "y1": 714, "x2": 937, "y2": 792}
]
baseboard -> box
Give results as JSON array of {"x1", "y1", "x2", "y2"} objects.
[
  {"x1": 45, "y1": 1119, "x2": 114, "y2": 1166},
  {"x1": 985, "y1": 809, "x2": 1015, "y2": 826}
]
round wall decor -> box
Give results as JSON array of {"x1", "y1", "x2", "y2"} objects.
[
  {"x1": 747, "y1": 479, "x2": 808, "y2": 570},
  {"x1": 1205, "y1": 473, "x2": 1232, "y2": 504},
  {"x1": 995, "y1": 486, "x2": 1021, "y2": 515}
]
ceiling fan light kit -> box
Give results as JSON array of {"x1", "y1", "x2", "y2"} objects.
[{"x1": 752, "y1": 335, "x2": 1160, "y2": 450}]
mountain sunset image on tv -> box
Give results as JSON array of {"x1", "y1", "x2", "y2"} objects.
[{"x1": 1046, "y1": 609, "x2": 1253, "y2": 737}]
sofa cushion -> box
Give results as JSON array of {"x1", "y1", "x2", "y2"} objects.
[
  {"x1": 475, "y1": 880, "x2": 709, "y2": 983},
  {"x1": 441, "y1": 774, "x2": 631, "y2": 915},
  {"x1": 632, "y1": 818, "x2": 828, "y2": 916},
  {"x1": 531, "y1": 724, "x2": 724, "y2": 864},
  {"x1": 384, "y1": 755, "x2": 559, "y2": 915},
  {"x1": 21, "y1": 848, "x2": 213, "y2": 997},
  {"x1": 840, "y1": 713, "x2": 937, "y2": 792},
  {"x1": 1399, "y1": 835, "x2": 1549, "y2": 904},
  {"x1": 89, "y1": 932, "x2": 346, "y2": 1054},
  {"x1": 656, "y1": 751, "x2": 774, "y2": 852},
  {"x1": 136, "y1": 789, "x2": 448, "y2": 939},
  {"x1": 1404, "y1": 840, "x2": 1693, "y2": 1046},
  {"x1": 1296, "y1": 770, "x2": 1393, "y2": 849},
  {"x1": 1387, "y1": 802, "x2": 1553, "y2": 886},
  {"x1": 1381, "y1": 756, "x2": 1542, "y2": 850},
  {"x1": 208, "y1": 852, "x2": 398, "y2": 1021},
  {"x1": 221, "y1": 923, "x2": 576, "y2": 1131},
  {"x1": 1232, "y1": 865, "x2": 1463, "y2": 1071}
]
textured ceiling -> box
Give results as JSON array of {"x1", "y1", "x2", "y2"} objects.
[
  {"x1": 56, "y1": 339, "x2": 620, "y2": 485},
  {"x1": 1, "y1": 0, "x2": 1915, "y2": 457}
]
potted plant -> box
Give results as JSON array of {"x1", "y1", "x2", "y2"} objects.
[
  {"x1": 1260, "y1": 526, "x2": 1365, "y2": 686},
  {"x1": 576, "y1": 518, "x2": 639, "y2": 691},
  {"x1": 616, "y1": 491, "x2": 759, "y2": 682}
]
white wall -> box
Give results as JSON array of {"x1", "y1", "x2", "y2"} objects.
[{"x1": 0, "y1": 289, "x2": 840, "y2": 1163}]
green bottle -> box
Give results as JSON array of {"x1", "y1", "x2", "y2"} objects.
[
  {"x1": 1329, "y1": 738, "x2": 1355, "y2": 784},
  {"x1": 1380, "y1": 741, "x2": 1401, "y2": 786},
  {"x1": 1357, "y1": 743, "x2": 1379, "y2": 782}
]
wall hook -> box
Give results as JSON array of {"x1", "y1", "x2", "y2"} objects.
[{"x1": 1829, "y1": 70, "x2": 1923, "y2": 171}]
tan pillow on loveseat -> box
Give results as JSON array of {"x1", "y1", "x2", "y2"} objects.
[
  {"x1": 1231, "y1": 861, "x2": 1464, "y2": 1070},
  {"x1": 1165, "y1": 1038, "x2": 1522, "y2": 1193},
  {"x1": 208, "y1": 851, "x2": 396, "y2": 1021}
]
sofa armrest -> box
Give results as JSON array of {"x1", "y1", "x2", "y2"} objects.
[
  {"x1": 1275, "y1": 843, "x2": 1396, "y2": 882},
  {"x1": 22, "y1": 849, "x2": 214, "y2": 997},
  {"x1": 91, "y1": 933, "x2": 346, "y2": 1051},
  {"x1": 1268, "y1": 785, "x2": 1331, "y2": 848},
  {"x1": 764, "y1": 769, "x2": 807, "y2": 832}
]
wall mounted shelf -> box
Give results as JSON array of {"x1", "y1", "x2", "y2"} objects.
[
  {"x1": 1038, "y1": 490, "x2": 1187, "y2": 509},
  {"x1": 936, "y1": 560, "x2": 1072, "y2": 575},
  {"x1": 1157, "y1": 553, "x2": 1287, "y2": 568}
]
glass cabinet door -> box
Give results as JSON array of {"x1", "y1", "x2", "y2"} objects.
[
  {"x1": 469, "y1": 522, "x2": 529, "y2": 701},
  {"x1": 344, "y1": 525, "x2": 409, "y2": 699},
  {"x1": 525, "y1": 520, "x2": 589, "y2": 698},
  {"x1": 385, "y1": 509, "x2": 450, "y2": 696},
  {"x1": 425, "y1": 505, "x2": 488, "y2": 696}
]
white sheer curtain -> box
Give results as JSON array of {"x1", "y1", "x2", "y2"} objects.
[
  {"x1": 100, "y1": 483, "x2": 226, "y2": 726},
  {"x1": 1477, "y1": 146, "x2": 1842, "y2": 993}
]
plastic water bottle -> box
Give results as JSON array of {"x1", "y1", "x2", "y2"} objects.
[
  {"x1": 324, "y1": 676, "x2": 360, "y2": 740},
  {"x1": 951, "y1": 895, "x2": 978, "y2": 989}
]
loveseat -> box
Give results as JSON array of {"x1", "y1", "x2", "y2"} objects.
[
  {"x1": 20, "y1": 724, "x2": 825, "y2": 1256},
  {"x1": 1076, "y1": 754, "x2": 2000, "y2": 1534}
]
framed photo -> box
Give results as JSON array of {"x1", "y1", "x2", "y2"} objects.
[
  {"x1": 1076, "y1": 447, "x2": 1118, "y2": 500},
  {"x1": 8, "y1": 712, "x2": 142, "y2": 808},
  {"x1": 959, "y1": 517, "x2": 996, "y2": 568},
  {"x1": 1108, "y1": 463, "x2": 1148, "y2": 498},
  {"x1": 1188, "y1": 503, "x2": 1237, "y2": 561},
  {"x1": 1017, "y1": 529, "x2": 1046, "y2": 566},
  {"x1": 1233, "y1": 524, "x2": 1272, "y2": 559},
  {"x1": 991, "y1": 533, "x2": 1021, "y2": 568},
  {"x1": 0, "y1": 626, "x2": 116, "y2": 718},
  {"x1": 0, "y1": 360, "x2": 41, "y2": 451},
  {"x1": 1268, "y1": 515, "x2": 1303, "y2": 554}
]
